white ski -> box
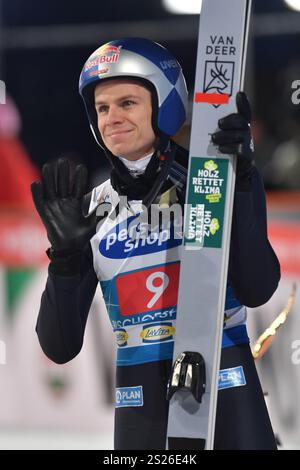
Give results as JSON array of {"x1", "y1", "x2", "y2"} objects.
[{"x1": 166, "y1": 0, "x2": 252, "y2": 450}]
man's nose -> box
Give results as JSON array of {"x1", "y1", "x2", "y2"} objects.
[{"x1": 106, "y1": 105, "x2": 123, "y2": 125}]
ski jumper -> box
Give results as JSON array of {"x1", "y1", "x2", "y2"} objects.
[{"x1": 36, "y1": 142, "x2": 280, "y2": 449}]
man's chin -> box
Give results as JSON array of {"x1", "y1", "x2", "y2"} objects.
[
  {"x1": 105, "y1": 143, "x2": 152, "y2": 161},
  {"x1": 110, "y1": 145, "x2": 131, "y2": 159}
]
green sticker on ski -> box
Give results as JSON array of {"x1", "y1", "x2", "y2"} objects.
[{"x1": 184, "y1": 157, "x2": 228, "y2": 249}]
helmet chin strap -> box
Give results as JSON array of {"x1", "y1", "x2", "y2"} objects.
[
  {"x1": 142, "y1": 142, "x2": 176, "y2": 209},
  {"x1": 107, "y1": 136, "x2": 175, "y2": 208}
]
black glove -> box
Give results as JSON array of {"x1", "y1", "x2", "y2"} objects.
[
  {"x1": 211, "y1": 91, "x2": 255, "y2": 191},
  {"x1": 31, "y1": 158, "x2": 97, "y2": 274}
]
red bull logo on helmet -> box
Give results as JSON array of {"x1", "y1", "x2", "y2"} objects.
[
  {"x1": 98, "y1": 44, "x2": 122, "y2": 54},
  {"x1": 88, "y1": 68, "x2": 109, "y2": 77},
  {"x1": 84, "y1": 44, "x2": 122, "y2": 71}
]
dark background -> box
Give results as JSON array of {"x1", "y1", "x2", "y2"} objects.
[{"x1": 1, "y1": 0, "x2": 300, "y2": 185}]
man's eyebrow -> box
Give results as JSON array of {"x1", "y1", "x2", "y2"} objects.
[{"x1": 95, "y1": 94, "x2": 141, "y2": 106}]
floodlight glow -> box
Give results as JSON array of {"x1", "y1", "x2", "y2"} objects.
[
  {"x1": 284, "y1": 0, "x2": 300, "y2": 12},
  {"x1": 162, "y1": 0, "x2": 202, "y2": 15}
]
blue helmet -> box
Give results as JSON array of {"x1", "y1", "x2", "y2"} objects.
[{"x1": 79, "y1": 37, "x2": 188, "y2": 149}]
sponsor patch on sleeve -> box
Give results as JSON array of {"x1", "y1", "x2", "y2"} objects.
[
  {"x1": 116, "y1": 386, "x2": 144, "y2": 408},
  {"x1": 218, "y1": 365, "x2": 246, "y2": 390}
]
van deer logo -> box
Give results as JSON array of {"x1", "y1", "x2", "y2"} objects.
[{"x1": 203, "y1": 57, "x2": 234, "y2": 108}]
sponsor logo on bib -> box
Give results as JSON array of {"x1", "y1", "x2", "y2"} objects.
[
  {"x1": 99, "y1": 216, "x2": 182, "y2": 259},
  {"x1": 140, "y1": 323, "x2": 175, "y2": 343},
  {"x1": 114, "y1": 329, "x2": 128, "y2": 347}
]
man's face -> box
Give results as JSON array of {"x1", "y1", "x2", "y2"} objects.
[{"x1": 94, "y1": 79, "x2": 156, "y2": 161}]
